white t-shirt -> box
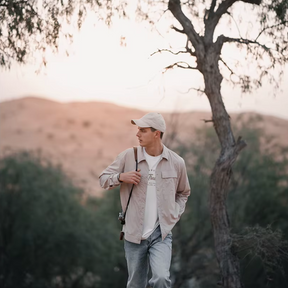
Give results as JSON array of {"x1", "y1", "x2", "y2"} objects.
[{"x1": 142, "y1": 148, "x2": 162, "y2": 239}]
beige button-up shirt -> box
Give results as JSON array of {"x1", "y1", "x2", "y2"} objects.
[{"x1": 99, "y1": 145, "x2": 190, "y2": 244}]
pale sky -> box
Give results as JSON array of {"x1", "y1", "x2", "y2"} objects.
[{"x1": 0, "y1": 9, "x2": 288, "y2": 120}]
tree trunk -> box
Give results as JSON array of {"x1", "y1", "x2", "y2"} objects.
[
  {"x1": 201, "y1": 47, "x2": 246, "y2": 288},
  {"x1": 167, "y1": 1, "x2": 247, "y2": 286}
]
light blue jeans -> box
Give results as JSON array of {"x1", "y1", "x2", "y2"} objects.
[{"x1": 124, "y1": 226, "x2": 172, "y2": 288}]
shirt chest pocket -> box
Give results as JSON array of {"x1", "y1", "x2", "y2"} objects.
[
  {"x1": 161, "y1": 170, "x2": 178, "y2": 192},
  {"x1": 162, "y1": 170, "x2": 177, "y2": 178}
]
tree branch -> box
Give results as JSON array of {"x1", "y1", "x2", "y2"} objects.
[
  {"x1": 171, "y1": 25, "x2": 185, "y2": 34},
  {"x1": 234, "y1": 136, "x2": 247, "y2": 155},
  {"x1": 204, "y1": 0, "x2": 236, "y2": 43},
  {"x1": 208, "y1": 0, "x2": 217, "y2": 20},
  {"x1": 151, "y1": 48, "x2": 194, "y2": 57},
  {"x1": 214, "y1": 0, "x2": 237, "y2": 22},
  {"x1": 226, "y1": 11, "x2": 242, "y2": 38},
  {"x1": 185, "y1": 40, "x2": 196, "y2": 56},
  {"x1": 205, "y1": 0, "x2": 262, "y2": 43},
  {"x1": 202, "y1": 119, "x2": 214, "y2": 123},
  {"x1": 188, "y1": 86, "x2": 205, "y2": 93},
  {"x1": 216, "y1": 0, "x2": 261, "y2": 17},
  {"x1": 180, "y1": 86, "x2": 205, "y2": 94},
  {"x1": 219, "y1": 57, "x2": 249, "y2": 87},
  {"x1": 221, "y1": 36, "x2": 271, "y2": 51},
  {"x1": 168, "y1": 0, "x2": 202, "y2": 50},
  {"x1": 164, "y1": 61, "x2": 197, "y2": 71},
  {"x1": 255, "y1": 21, "x2": 288, "y2": 41},
  {"x1": 241, "y1": 0, "x2": 261, "y2": 4},
  {"x1": 219, "y1": 57, "x2": 235, "y2": 76}
]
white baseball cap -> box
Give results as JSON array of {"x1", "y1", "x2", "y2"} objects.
[{"x1": 131, "y1": 112, "x2": 166, "y2": 133}]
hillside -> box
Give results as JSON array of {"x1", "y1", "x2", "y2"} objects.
[{"x1": 1, "y1": 97, "x2": 287, "y2": 196}]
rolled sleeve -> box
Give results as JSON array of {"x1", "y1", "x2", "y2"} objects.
[{"x1": 99, "y1": 150, "x2": 127, "y2": 190}]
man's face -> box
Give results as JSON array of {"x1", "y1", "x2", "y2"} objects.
[{"x1": 136, "y1": 127, "x2": 157, "y2": 147}]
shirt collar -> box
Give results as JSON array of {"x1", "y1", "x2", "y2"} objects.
[
  {"x1": 138, "y1": 144, "x2": 169, "y2": 162},
  {"x1": 161, "y1": 145, "x2": 169, "y2": 160}
]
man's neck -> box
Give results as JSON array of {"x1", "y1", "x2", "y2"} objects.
[{"x1": 144, "y1": 142, "x2": 163, "y2": 157}]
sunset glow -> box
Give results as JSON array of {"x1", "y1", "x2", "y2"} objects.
[{"x1": 1, "y1": 9, "x2": 287, "y2": 119}]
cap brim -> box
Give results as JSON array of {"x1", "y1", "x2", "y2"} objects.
[{"x1": 131, "y1": 119, "x2": 150, "y2": 128}]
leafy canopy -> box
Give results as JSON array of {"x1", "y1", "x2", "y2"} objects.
[{"x1": 1, "y1": 0, "x2": 287, "y2": 93}]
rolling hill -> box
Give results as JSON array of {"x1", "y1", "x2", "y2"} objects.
[{"x1": 1, "y1": 97, "x2": 287, "y2": 196}]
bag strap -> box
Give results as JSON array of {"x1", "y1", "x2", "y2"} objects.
[
  {"x1": 119, "y1": 147, "x2": 138, "y2": 240},
  {"x1": 122, "y1": 146, "x2": 138, "y2": 220},
  {"x1": 134, "y1": 146, "x2": 138, "y2": 163}
]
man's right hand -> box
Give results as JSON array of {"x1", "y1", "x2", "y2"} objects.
[{"x1": 119, "y1": 169, "x2": 141, "y2": 185}]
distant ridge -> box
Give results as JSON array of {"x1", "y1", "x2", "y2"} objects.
[{"x1": 1, "y1": 97, "x2": 287, "y2": 196}]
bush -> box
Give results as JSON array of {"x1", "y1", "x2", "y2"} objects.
[
  {"x1": 2, "y1": 119, "x2": 287, "y2": 288},
  {"x1": 169, "y1": 123, "x2": 288, "y2": 288},
  {"x1": 0, "y1": 151, "x2": 123, "y2": 288}
]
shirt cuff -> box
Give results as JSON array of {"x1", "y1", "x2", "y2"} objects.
[{"x1": 113, "y1": 173, "x2": 122, "y2": 185}]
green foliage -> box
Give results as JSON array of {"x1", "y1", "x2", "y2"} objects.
[
  {"x1": 0, "y1": 151, "x2": 126, "y2": 288},
  {"x1": 85, "y1": 190, "x2": 127, "y2": 288},
  {"x1": 1, "y1": 0, "x2": 287, "y2": 87},
  {"x1": 1, "y1": 120, "x2": 288, "y2": 288},
  {"x1": 232, "y1": 226, "x2": 288, "y2": 284},
  {"x1": 1, "y1": 0, "x2": 64, "y2": 68},
  {"x1": 0, "y1": 0, "x2": 127, "y2": 68},
  {"x1": 170, "y1": 120, "x2": 288, "y2": 288}
]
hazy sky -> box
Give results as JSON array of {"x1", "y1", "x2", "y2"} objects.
[{"x1": 1, "y1": 9, "x2": 287, "y2": 120}]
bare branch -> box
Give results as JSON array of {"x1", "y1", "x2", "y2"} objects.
[
  {"x1": 168, "y1": 0, "x2": 202, "y2": 49},
  {"x1": 204, "y1": 0, "x2": 261, "y2": 43},
  {"x1": 185, "y1": 38, "x2": 196, "y2": 56},
  {"x1": 164, "y1": 61, "x2": 197, "y2": 71},
  {"x1": 205, "y1": 0, "x2": 262, "y2": 43},
  {"x1": 204, "y1": 0, "x2": 236, "y2": 43},
  {"x1": 226, "y1": 11, "x2": 242, "y2": 38},
  {"x1": 215, "y1": 0, "x2": 237, "y2": 21},
  {"x1": 241, "y1": 0, "x2": 261, "y2": 4},
  {"x1": 151, "y1": 48, "x2": 191, "y2": 57},
  {"x1": 171, "y1": 25, "x2": 185, "y2": 34},
  {"x1": 255, "y1": 21, "x2": 288, "y2": 41},
  {"x1": 234, "y1": 136, "x2": 247, "y2": 154},
  {"x1": 221, "y1": 36, "x2": 271, "y2": 52},
  {"x1": 219, "y1": 57, "x2": 251, "y2": 88},
  {"x1": 202, "y1": 119, "x2": 214, "y2": 123},
  {"x1": 219, "y1": 57, "x2": 235, "y2": 75},
  {"x1": 216, "y1": 0, "x2": 261, "y2": 17},
  {"x1": 184, "y1": 87, "x2": 205, "y2": 94}
]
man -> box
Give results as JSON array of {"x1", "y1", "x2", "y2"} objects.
[{"x1": 99, "y1": 112, "x2": 190, "y2": 288}]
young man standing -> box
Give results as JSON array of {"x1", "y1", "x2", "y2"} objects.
[{"x1": 99, "y1": 112, "x2": 190, "y2": 288}]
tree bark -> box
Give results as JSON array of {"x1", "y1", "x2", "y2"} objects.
[
  {"x1": 201, "y1": 46, "x2": 247, "y2": 288},
  {"x1": 168, "y1": 1, "x2": 247, "y2": 286}
]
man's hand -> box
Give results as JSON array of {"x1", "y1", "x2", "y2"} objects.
[{"x1": 119, "y1": 169, "x2": 141, "y2": 185}]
